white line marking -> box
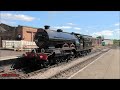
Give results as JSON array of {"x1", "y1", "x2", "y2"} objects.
[
  {"x1": 0, "y1": 55, "x2": 22, "y2": 61},
  {"x1": 67, "y1": 49, "x2": 111, "y2": 79}
]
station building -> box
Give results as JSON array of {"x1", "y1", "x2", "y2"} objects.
[{"x1": 0, "y1": 23, "x2": 38, "y2": 47}]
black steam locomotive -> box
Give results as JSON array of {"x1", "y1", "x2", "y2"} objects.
[
  {"x1": 34, "y1": 25, "x2": 92, "y2": 53},
  {"x1": 12, "y1": 25, "x2": 93, "y2": 69}
]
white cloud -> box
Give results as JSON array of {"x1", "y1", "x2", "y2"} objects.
[
  {"x1": 53, "y1": 26, "x2": 72, "y2": 29},
  {"x1": 0, "y1": 19, "x2": 17, "y2": 26},
  {"x1": 74, "y1": 27, "x2": 81, "y2": 30},
  {"x1": 114, "y1": 23, "x2": 120, "y2": 26},
  {"x1": 92, "y1": 30, "x2": 113, "y2": 36},
  {"x1": 114, "y1": 29, "x2": 120, "y2": 34},
  {"x1": 53, "y1": 25, "x2": 81, "y2": 32},
  {"x1": 1, "y1": 13, "x2": 36, "y2": 22},
  {"x1": 67, "y1": 23, "x2": 76, "y2": 26}
]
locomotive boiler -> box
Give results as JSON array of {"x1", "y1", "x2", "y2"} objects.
[{"x1": 34, "y1": 25, "x2": 78, "y2": 50}]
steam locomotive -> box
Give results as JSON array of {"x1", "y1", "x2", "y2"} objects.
[{"x1": 13, "y1": 25, "x2": 93, "y2": 69}]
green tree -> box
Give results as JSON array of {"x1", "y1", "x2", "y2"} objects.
[
  {"x1": 96, "y1": 36, "x2": 101, "y2": 38},
  {"x1": 113, "y1": 39, "x2": 120, "y2": 46}
]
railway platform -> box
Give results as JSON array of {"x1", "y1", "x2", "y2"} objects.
[
  {"x1": 0, "y1": 49, "x2": 24, "y2": 65},
  {"x1": 68, "y1": 47, "x2": 120, "y2": 79},
  {"x1": 0, "y1": 55, "x2": 21, "y2": 61},
  {"x1": 0, "y1": 55, "x2": 22, "y2": 66}
]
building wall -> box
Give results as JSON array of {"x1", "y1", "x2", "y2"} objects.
[
  {"x1": 92, "y1": 38, "x2": 102, "y2": 47},
  {"x1": 0, "y1": 23, "x2": 16, "y2": 39},
  {"x1": 15, "y1": 26, "x2": 23, "y2": 40},
  {"x1": 103, "y1": 39, "x2": 113, "y2": 45},
  {"x1": 0, "y1": 36, "x2": 1, "y2": 47},
  {"x1": 21, "y1": 26, "x2": 37, "y2": 41},
  {"x1": 0, "y1": 30, "x2": 15, "y2": 40},
  {"x1": 0, "y1": 23, "x2": 39, "y2": 47}
]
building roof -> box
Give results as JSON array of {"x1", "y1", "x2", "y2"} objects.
[
  {"x1": 18, "y1": 25, "x2": 38, "y2": 29},
  {"x1": 0, "y1": 26, "x2": 6, "y2": 32},
  {"x1": 0, "y1": 23, "x2": 17, "y2": 32},
  {"x1": 104, "y1": 39, "x2": 113, "y2": 40}
]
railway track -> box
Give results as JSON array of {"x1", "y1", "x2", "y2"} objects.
[
  {"x1": 49, "y1": 49, "x2": 110, "y2": 79},
  {"x1": 27, "y1": 48, "x2": 110, "y2": 79},
  {"x1": 0, "y1": 46, "x2": 111, "y2": 79}
]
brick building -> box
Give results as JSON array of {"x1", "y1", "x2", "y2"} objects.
[
  {"x1": 16, "y1": 25, "x2": 37, "y2": 41},
  {"x1": 92, "y1": 37, "x2": 102, "y2": 47},
  {"x1": 0, "y1": 23, "x2": 38, "y2": 47}
]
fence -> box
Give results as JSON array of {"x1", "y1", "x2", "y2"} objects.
[{"x1": 2, "y1": 40, "x2": 38, "y2": 51}]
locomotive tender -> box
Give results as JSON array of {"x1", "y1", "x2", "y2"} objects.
[{"x1": 13, "y1": 25, "x2": 93, "y2": 68}]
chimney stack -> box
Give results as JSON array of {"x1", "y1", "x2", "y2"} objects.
[{"x1": 44, "y1": 25, "x2": 50, "y2": 29}]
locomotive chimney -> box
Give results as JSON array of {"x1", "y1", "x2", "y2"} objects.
[
  {"x1": 44, "y1": 25, "x2": 50, "y2": 30},
  {"x1": 57, "y1": 29, "x2": 63, "y2": 32}
]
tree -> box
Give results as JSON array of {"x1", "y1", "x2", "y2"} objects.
[
  {"x1": 113, "y1": 39, "x2": 120, "y2": 46},
  {"x1": 96, "y1": 36, "x2": 101, "y2": 39},
  {"x1": 96, "y1": 36, "x2": 104, "y2": 41}
]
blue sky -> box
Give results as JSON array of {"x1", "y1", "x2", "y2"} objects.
[{"x1": 0, "y1": 11, "x2": 120, "y2": 39}]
